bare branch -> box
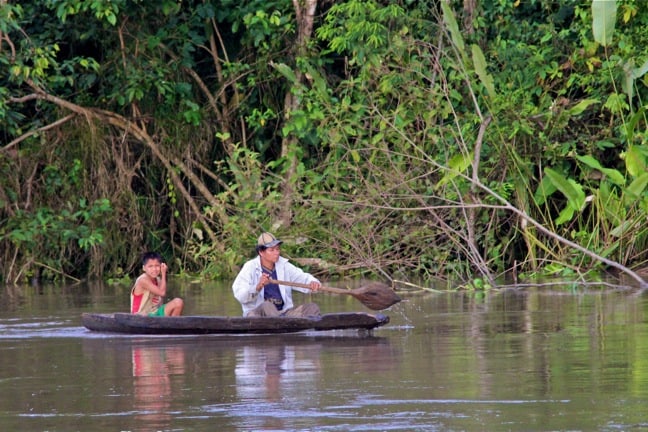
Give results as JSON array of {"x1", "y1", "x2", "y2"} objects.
[
  {"x1": 14, "y1": 81, "x2": 224, "y2": 247},
  {"x1": 1, "y1": 114, "x2": 76, "y2": 153}
]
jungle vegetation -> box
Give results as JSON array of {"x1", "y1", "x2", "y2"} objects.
[{"x1": 2, "y1": 0, "x2": 648, "y2": 289}]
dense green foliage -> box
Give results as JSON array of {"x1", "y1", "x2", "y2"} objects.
[{"x1": 1, "y1": 0, "x2": 648, "y2": 286}]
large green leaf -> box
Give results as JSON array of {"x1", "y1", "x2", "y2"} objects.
[
  {"x1": 625, "y1": 145, "x2": 647, "y2": 178},
  {"x1": 471, "y1": 44, "x2": 496, "y2": 97},
  {"x1": 575, "y1": 154, "x2": 625, "y2": 185},
  {"x1": 592, "y1": 0, "x2": 617, "y2": 47},
  {"x1": 441, "y1": 1, "x2": 464, "y2": 56},
  {"x1": 622, "y1": 59, "x2": 648, "y2": 105},
  {"x1": 436, "y1": 152, "x2": 473, "y2": 189},
  {"x1": 533, "y1": 174, "x2": 558, "y2": 206},
  {"x1": 567, "y1": 99, "x2": 599, "y2": 116},
  {"x1": 544, "y1": 168, "x2": 586, "y2": 224},
  {"x1": 632, "y1": 59, "x2": 648, "y2": 80},
  {"x1": 555, "y1": 204, "x2": 576, "y2": 226},
  {"x1": 625, "y1": 172, "x2": 648, "y2": 200},
  {"x1": 624, "y1": 106, "x2": 645, "y2": 144},
  {"x1": 270, "y1": 61, "x2": 298, "y2": 84}
]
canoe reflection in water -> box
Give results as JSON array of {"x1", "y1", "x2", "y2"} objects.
[
  {"x1": 235, "y1": 342, "x2": 322, "y2": 429},
  {"x1": 131, "y1": 344, "x2": 186, "y2": 429},
  {"x1": 80, "y1": 335, "x2": 396, "y2": 431}
]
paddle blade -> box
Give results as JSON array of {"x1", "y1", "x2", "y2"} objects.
[{"x1": 352, "y1": 282, "x2": 401, "y2": 310}]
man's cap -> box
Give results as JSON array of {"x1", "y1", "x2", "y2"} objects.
[{"x1": 257, "y1": 232, "x2": 283, "y2": 249}]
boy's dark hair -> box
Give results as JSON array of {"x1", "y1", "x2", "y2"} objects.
[{"x1": 142, "y1": 251, "x2": 163, "y2": 266}]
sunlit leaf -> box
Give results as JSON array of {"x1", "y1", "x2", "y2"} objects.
[
  {"x1": 567, "y1": 99, "x2": 598, "y2": 116},
  {"x1": 350, "y1": 149, "x2": 361, "y2": 163},
  {"x1": 533, "y1": 173, "x2": 557, "y2": 206},
  {"x1": 471, "y1": 44, "x2": 495, "y2": 97},
  {"x1": 436, "y1": 152, "x2": 472, "y2": 189},
  {"x1": 632, "y1": 59, "x2": 648, "y2": 79},
  {"x1": 625, "y1": 145, "x2": 646, "y2": 178},
  {"x1": 269, "y1": 61, "x2": 297, "y2": 83},
  {"x1": 625, "y1": 172, "x2": 648, "y2": 199},
  {"x1": 575, "y1": 155, "x2": 625, "y2": 185},
  {"x1": 441, "y1": 1, "x2": 464, "y2": 56},
  {"x1": 592, "y1": 0, "x2": 617, "y2": 47},
  {"x1": 544, "y1": 168, "x2": 586, "y2": 218},
  {"x1": 555, "y1": 205, "x2": 575, "y2": 225}
]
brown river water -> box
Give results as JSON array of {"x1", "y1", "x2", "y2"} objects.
[{"x1": 1, "y1": 280, "x2": 647, "y2": 431}]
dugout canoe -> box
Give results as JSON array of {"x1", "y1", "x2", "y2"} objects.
[{"x1": 81, "y1": 312, "x2": 390, "y2": 335}]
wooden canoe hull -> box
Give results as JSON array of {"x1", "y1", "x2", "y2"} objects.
[{"x1": 81, "y1": 312, "x2": 390, "y2": 335}]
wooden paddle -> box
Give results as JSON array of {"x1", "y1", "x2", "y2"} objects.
[{"x1": 269, "y1": 279, "x2": 401, "y2": 311}]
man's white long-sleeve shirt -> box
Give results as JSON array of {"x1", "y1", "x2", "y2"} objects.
[{"x1": 232, "y1": 255, "x2": 320, "y2": 316}]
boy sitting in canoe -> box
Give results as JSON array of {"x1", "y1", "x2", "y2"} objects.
[
  {"x1": 131, "y1": 252, "x2": 184, "y2": 316},
  {"x1": 232, "y1": 232, "x2": 321, "y2": 317}
]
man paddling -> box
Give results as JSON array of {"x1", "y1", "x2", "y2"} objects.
[{"x1": 232, "y1": 232, "x2": 321, "y2": 317}]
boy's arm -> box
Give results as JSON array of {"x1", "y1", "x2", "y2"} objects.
[
  {"x1": 156, "y1": 263, "x2": 168, "y2": 295},
  {"x1": 133, "y1": 264, "x2": 168, "y2": 296}
]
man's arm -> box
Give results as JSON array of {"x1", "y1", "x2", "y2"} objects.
[
  {"x1": 282, "y1": 261, "x2": 321, "y2": 291},
  {"x1": 232, "y1": 261, "x2": 261, "y2": 304}
]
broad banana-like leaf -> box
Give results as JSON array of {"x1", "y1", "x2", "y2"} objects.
[
  {"x1": 441, "y1": 1, "x2": 465, "y2": 56},
  {"x1": 533, "y1": 174, "x2": 557, "y2": 206},
  {"x1": 270, "y1": 61, "x2": 298, "y2": 84},
  {"x1": 544, "y1": 168, "x2": 586, "y2": 224},
  {"x1": 303, "y1": 62, "x2": 329, "y2": 97},
  {"x1": 472, "y1": 44, "x2": 496, "y2": 97},
  {"x1": 575, "y1": 154, "x2": 625, "y2": 185},
  {"x1": 632, "y1": 59, "x2": 648, "y2": 80},
  {"x1": 625, "y1": 172, "x2": 648, "y2": 200},
  {"x1": 624, "y1": 106, "x2": 645, "y2": 143},
  {"x1": 622, "y1": 59, "x2": 648, "y2": 105},
  {"x1": 555, "y1": 204, "x2": 576, "y2": 226},
  {"x1": 567, "y1": 99, "x2": 599, "y2": 116},
  {"x1": 625, "y1": 145, "x2": 647, "y2": 178},
  {"x1": 592, "y1": 0, "x2": 617, "y2": 47}
]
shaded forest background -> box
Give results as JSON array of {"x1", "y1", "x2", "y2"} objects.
[{"x1": 2, "y1": 0, "x2": 648, "y2": 288}]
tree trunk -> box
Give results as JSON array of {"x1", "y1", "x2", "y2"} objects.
[
  {"x1": 278, "y1": 0, "x2": 318, "y2": 228},
  {"x1": 462, "y1": 0, "x2": 477, "y2": 35}
]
